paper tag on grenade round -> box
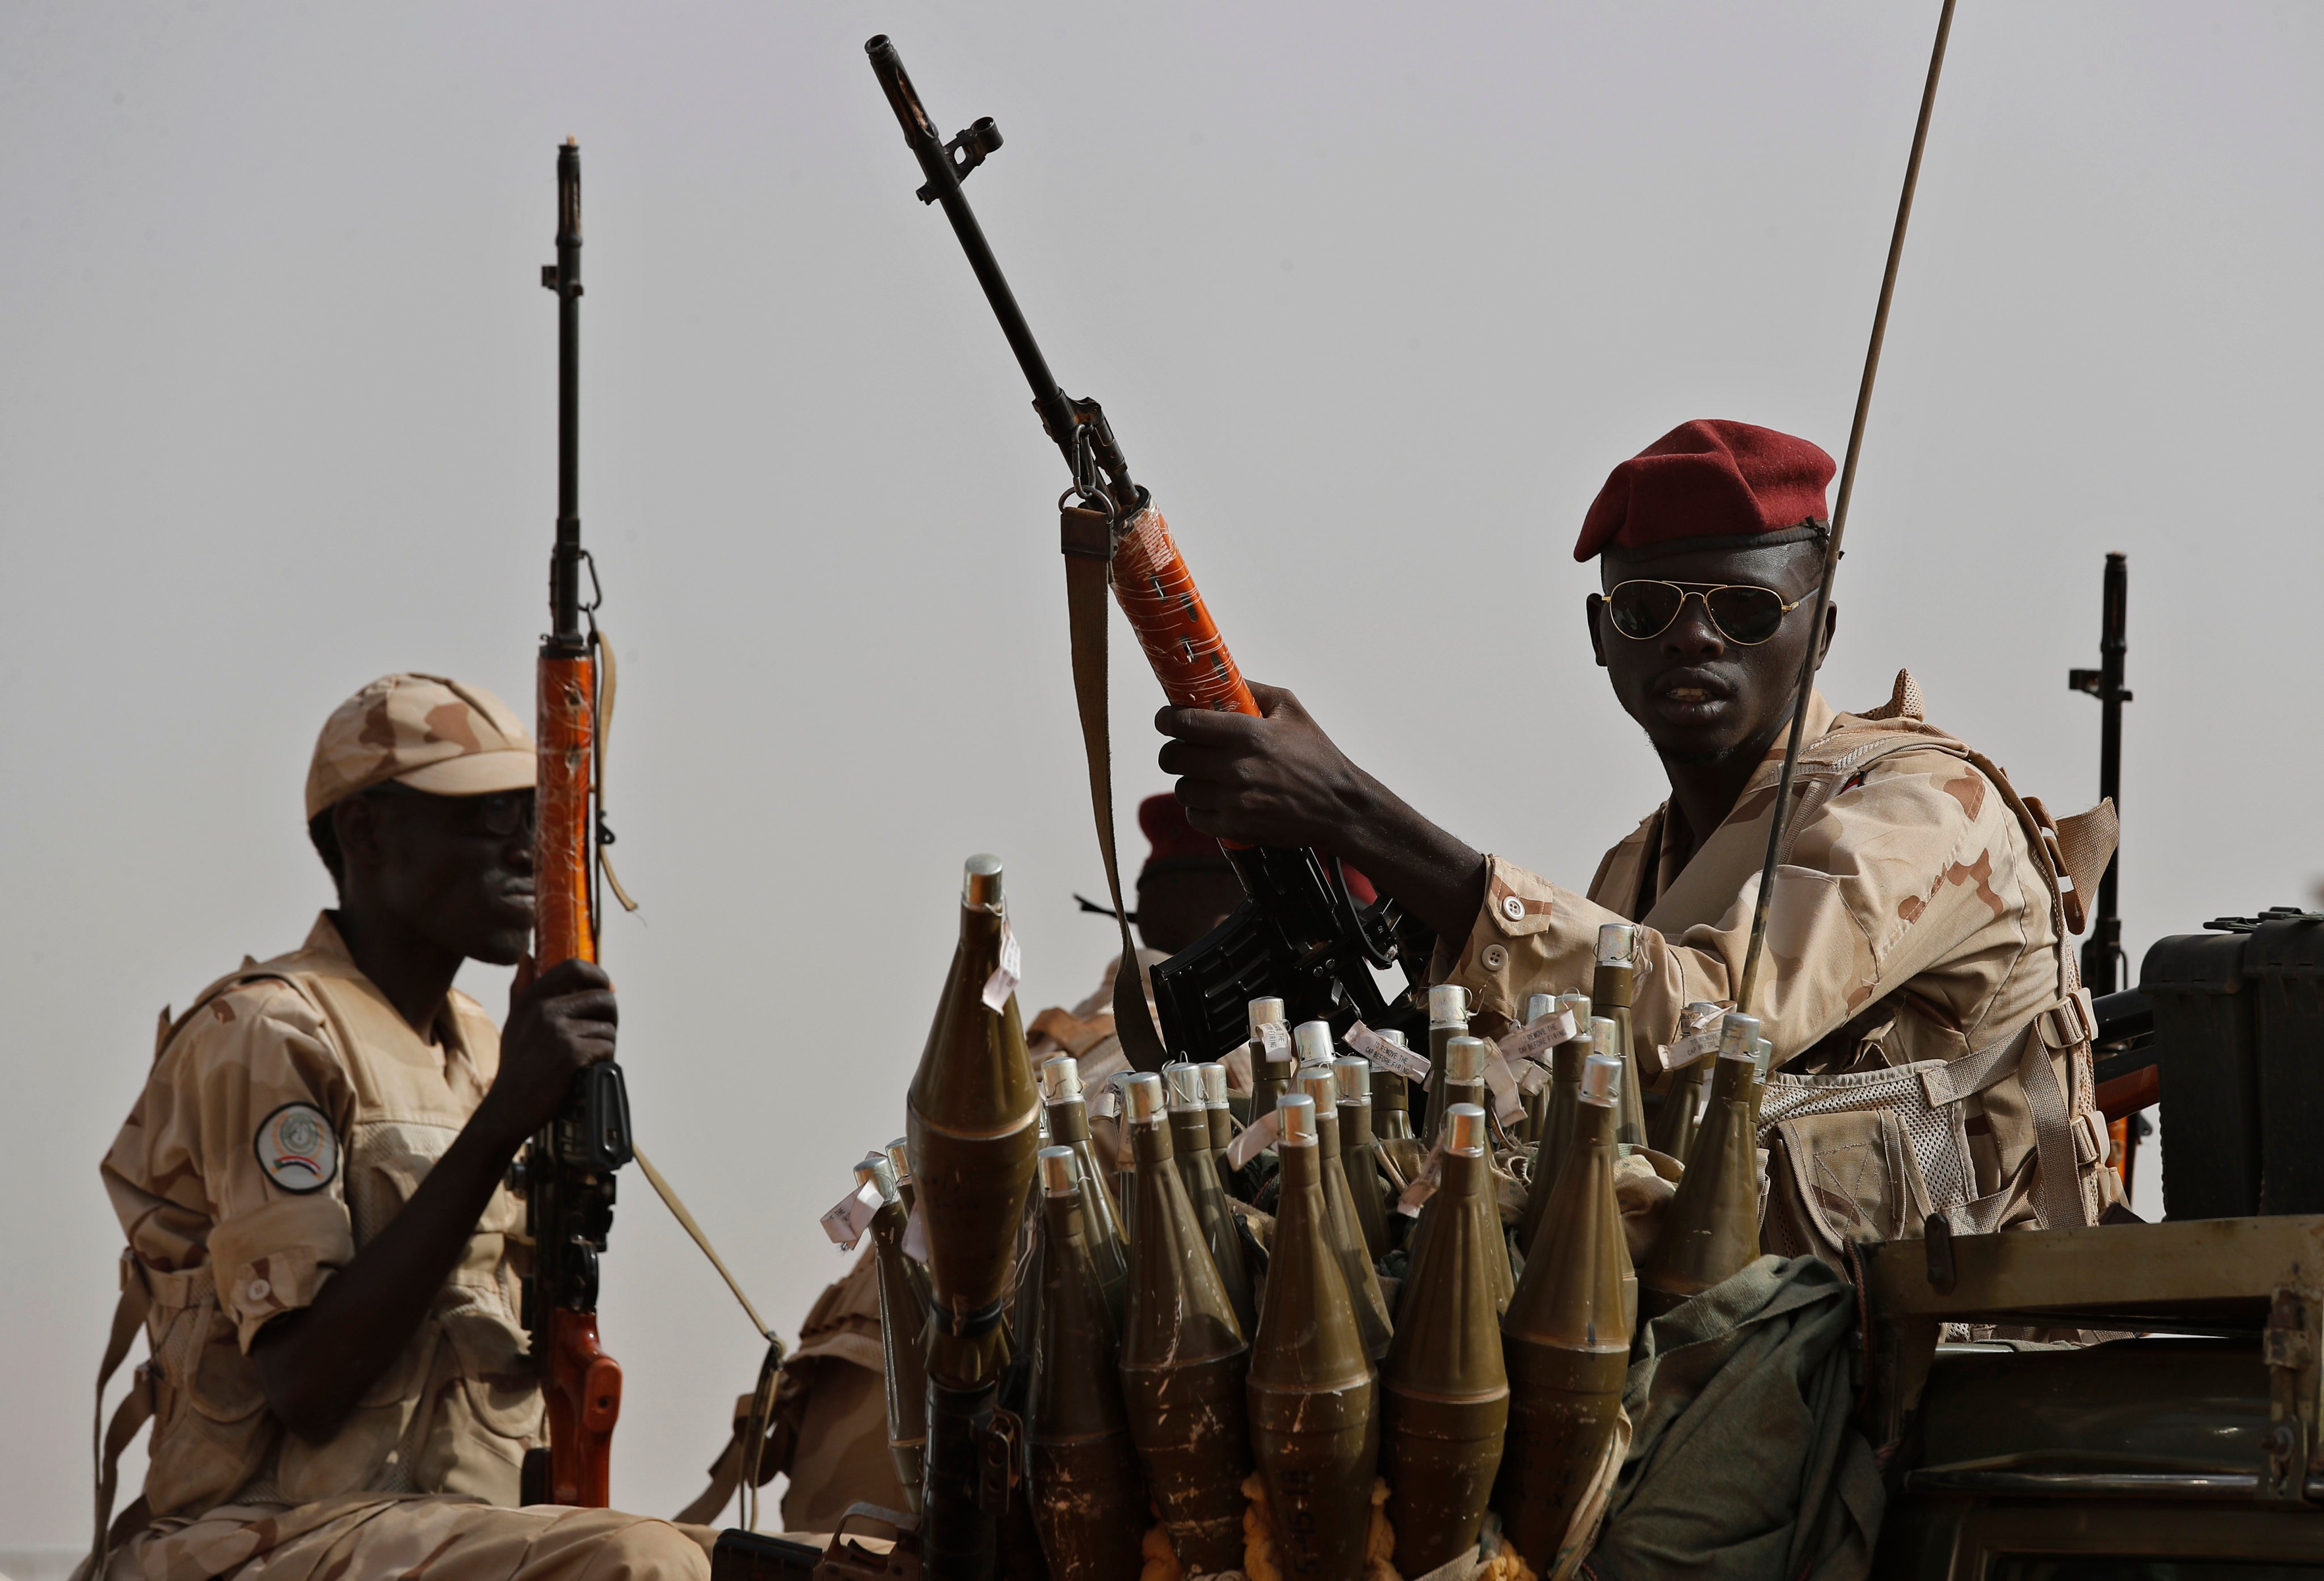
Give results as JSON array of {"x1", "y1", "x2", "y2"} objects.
[
  {"x1": 1226, "y1": 1109, "x2": 1281, "y2": 1169},
  {"x1": 820, "y1": 1180, "x2": 882, "y2": 1252},
  {"x1": 1396, "y1": 1144, "x2": 1446, "y2": 1217},
  {"x1": 1257, "y1": 1021, "x2": 1292, "y2": 1059},
  {"x1": 1497, "y1": 1007, "x2": 1579, "y2": 1065},
  {"x1": 1481, "y1": 1049, "x2": 1527, "y2": 1124},
  {"x1": 980, "y1": 922, "x2": 1022, "y2": 1012},
  {"x1": 1662, "y1": 1028, "x2": 1721, "y2": 1070},
  {"x1": 1346, "y1": 1021, "x2": 1429, "y2": 1082}
]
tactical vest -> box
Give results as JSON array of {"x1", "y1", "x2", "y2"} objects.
[
  {"x1": 1748, "y1": 720, "x2": 2122, "y2": 1265},
  {"x1": 83, "y1": 945, "x2": 542, "y2": 1573}
]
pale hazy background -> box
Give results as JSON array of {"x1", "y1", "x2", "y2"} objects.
[{"x1": 3, "y1": 0, "x2": 2318, "y2": 1546}]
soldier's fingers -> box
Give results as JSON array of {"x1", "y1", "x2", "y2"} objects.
[
  {"x1": 1153, "y1": 704, "x2": 1264, "y2": 745},
  {"x1": 544, "y1": 988, "x2": 620, "y2": 1028},
  {"x1": 1155, "y1": 740, "x2": 1249, "y2": 781},
  {"x1": 1246, "y1": 681, "x2": 1303, "y2": 719},
  {"x1": 533, "y1": 958, "x2": 613, "y2": 995}
]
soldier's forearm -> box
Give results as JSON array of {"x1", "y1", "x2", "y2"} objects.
[
  {"x1": 1332, "y1": 775, "x2": 1492, "y2": 943},
  {"x1": 252, "y1": 1117, "x2": 517, "y2": 1443}
]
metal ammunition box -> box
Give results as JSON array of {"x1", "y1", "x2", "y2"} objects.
[{"x1": 2140, "y1": 908, "x2": 2324, "y2": 1219}]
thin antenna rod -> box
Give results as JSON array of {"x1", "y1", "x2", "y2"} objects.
[{"x1": 1735, "y1": 0, "x2": 1958, "y2": 1015}]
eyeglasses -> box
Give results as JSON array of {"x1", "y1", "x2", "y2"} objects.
[
  {"x1": 366, "y1": 782, "x2": 536, "y2": 839},
  {"x1": 1602, "y1": 579, "x2": 1805, "y2": 646}
]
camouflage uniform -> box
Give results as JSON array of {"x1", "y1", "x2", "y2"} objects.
[
  {"x1": 89, "y1": 915, "x2": 709, "y2": 1581},
  {"x1": 83, "y1": 674, "x2": 706, "y2": 1581},
  {"x1": 1436, "y1": 672, "x2": 2119, "y2": 1254}
]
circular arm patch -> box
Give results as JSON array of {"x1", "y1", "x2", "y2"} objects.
[{"x1": 254, "y1": 1101, "x2": 340, "y2": 1194}]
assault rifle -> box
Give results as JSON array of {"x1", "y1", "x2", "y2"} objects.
[
  {"x1": 2069, "y1": 551, "x2": 2131, "y2": 996},
  {"x1": 865, "y1": 37, "x2": 1433, "y2": 1065},
  {"x1": 516, "y1": 138, "x2": 634, "y2": 1508}
]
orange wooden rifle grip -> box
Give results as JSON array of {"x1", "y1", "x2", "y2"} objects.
[
  {"x1": 543, "y1": 1308, "x2": 622, "y2": 1506},
  {"x1": 1111, "y1": 507, "x2": 1258, "y2": 719},
  {"x1": 1111, "y1": 507, "x2": 1256, "y2": 850},
  {"x1": 536, "y1": 652, "x2": 597, "y2": 969}
]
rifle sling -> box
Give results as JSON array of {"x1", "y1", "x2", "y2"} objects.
[{"x1": 1063, "y1": 504, "x2": 1170, "y2": 1073}]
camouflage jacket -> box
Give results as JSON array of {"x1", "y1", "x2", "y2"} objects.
[
  {"x1": 1435, "y1": 672, "x2": 2117, "y2": 1244},
  {"x1": 98, "y1": 913, "x2": 540, "y2": 1528}
]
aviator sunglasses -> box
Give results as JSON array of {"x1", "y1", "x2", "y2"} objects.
[{"x1": 1601, "y1": 579, "x2": 1805, "y2": 646}]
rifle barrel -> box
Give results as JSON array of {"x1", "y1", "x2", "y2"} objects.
[
  {"x1": 551, "y1": 139, "x2": 585, "y2": 648},
  {"x1": 865, "y1": 35, "x2": 1132, "y2": 499},
  {"x1": 2081, "y1": 551, "x2": 2129, "y2": 993}
]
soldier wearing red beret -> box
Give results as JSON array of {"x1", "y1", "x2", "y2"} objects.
[{"x1": 1157, "y1": 419, "x2": 2121, "y2": 1250}]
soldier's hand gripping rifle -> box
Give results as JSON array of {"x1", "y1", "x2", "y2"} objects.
[
  {"x1": 866, "y1": 37, "x2": 1433, "y2": 1068},
  {"x1": 517, "y1": 137, "x2": 635, "y2": 1508}
]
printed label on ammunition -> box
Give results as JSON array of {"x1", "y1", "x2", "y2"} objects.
[
  {"x1": 1346, "y1": 1021, "x2": 1429, "y2": 1081},
  {"x1": 1497, "y1": 1009, "x2": 1579, "y2": 1064},
  {"x1": 981, "y1": 921, "x2": 1022, "y2": 1012},
  {"x1": 1258, "y1": 1020, "x2": 1293, "y2": 1059},
  {"x1": 1226, "y1": 1108, "x2": 1280, "y2": 1169},
  {"x1": 820, "y1": 1180, "x2": 882, "y2": 1251},
  {"x1": 1662, "y1": 1030, "x2": 1720, "y2": 1070}
]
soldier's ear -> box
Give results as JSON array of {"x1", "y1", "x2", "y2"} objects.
[
  {"x1": 332, "y1": 793, "x2": 384, "y2": 878},
  {"x1": 1817, "y1": 599, "x2": 1838, "y2": 668},
  {"x1": 1586, "y1": 593, "x2": 1610, "y2": 669}
]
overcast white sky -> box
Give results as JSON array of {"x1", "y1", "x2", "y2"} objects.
[{"x1": 3, "y1": 0, "x2": 2319, "y2": 1545}]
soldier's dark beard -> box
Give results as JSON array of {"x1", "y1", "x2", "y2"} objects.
[
  {"x1": 1656, "y1": 740, "x2": 1749, "y2": 767},
  {"x1": 1649, "y1": 717, "x2": 1792, "y2": 769}
]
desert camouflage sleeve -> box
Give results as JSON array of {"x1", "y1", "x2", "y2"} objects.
[
  {"x1": 102, "y1": 980, "x2": 358, "y2": 1351},
  {"x1": 1437, "y1": 748, "x2": 2045, "y2": 1068}
]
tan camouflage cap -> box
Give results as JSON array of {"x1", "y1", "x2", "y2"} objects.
[{"x1": 305, "y1": 673, "x2": 536, "y2": 820}]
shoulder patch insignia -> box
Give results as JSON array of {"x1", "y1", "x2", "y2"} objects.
[{"x1": 254, "y1": 1102, "x2": 339, "y2": 1194}]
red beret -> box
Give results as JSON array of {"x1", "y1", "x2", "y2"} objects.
[
  {"x1": 1574, "y1": 419, "x2": 1834, "y2": 562},
  {"x1": 1140, "y1": 793, "x2": 1228, "y2": 875}
]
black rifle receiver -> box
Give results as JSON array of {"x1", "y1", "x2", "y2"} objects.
[{"x1": 865, "y1": 36, "x2": 1433, "y2": 1062}]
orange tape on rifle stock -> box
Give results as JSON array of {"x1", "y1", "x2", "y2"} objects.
[
  {"x1": 1111, "y1": 507, "x2": 1260, "y2": 853},
  {"x1": 536, "y1": 652, "x2": 597, "y2": 968},
  {"x1": 1112, "y1": 507, "x2": 1258, "y2": 719}
]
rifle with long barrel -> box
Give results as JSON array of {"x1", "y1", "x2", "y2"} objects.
[
  {"x1": 865, "y1": 36, "x2": 1432, "y2": 1068},
  {"x1": 2070, "y1": 552, "x2": 2130, "y2": 994},
  {"x1": 517, "y1": 137, "x2": 634, "y2": 1508}
]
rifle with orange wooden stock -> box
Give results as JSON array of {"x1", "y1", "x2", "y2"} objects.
[
  {"x1": 516, "y1": 137, "x2": 633, "y2": 1508},
  {"x1": 865, "y1": 36, "x2": 1433, "y2": 1068}
]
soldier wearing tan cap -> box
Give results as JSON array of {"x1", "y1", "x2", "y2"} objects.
[{"x1": 83, "y1": 675, "x2": 710, "y2": 1581}]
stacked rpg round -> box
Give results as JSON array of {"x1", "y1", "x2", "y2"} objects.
[
  {"x1": 1498, "y1": 1050, "x2": 1633, "y2": 1571},
  {"x1": 1042, "y1": 1055, "x2": 1129, "y2": 1325},
  {"x1": 1382, "y1": 1103, "x2": 1509, "y2": 1576},
  {"x1": 904, "y1": 855, "x2": 1041, "y2": 1580},
  {"x1": 1028, "y1": 1146, "x2": 1147, "y2": 1581},
  {"x1": 1117, "y1": 1070, "x2": 1251, "y2": 1574},
  {"x1": 1640, "y1": 1012, "x2": 1766, "y2": 1318},
  {"x1": 1592, "y1": 924, "x2": 1650, "y2": 1148},
  {"x1": 1248, "y1": 1094, "x2": 1380, "y2": 1581}
]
